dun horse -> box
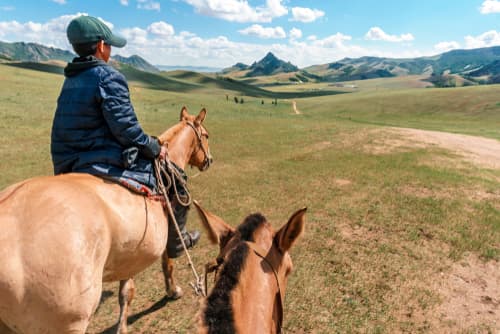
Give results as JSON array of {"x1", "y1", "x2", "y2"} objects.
[
  {"x1": 0, "y1": 107, "x2": 211, "y2": 334},
  {"x1": 193, "y1": 201, "x2": 306, "y2": 334}
]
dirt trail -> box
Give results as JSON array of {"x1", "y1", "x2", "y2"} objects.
[
  {"x1": 388, "y1": 127, "x2": 500, "y2": 169},
  {"x1": 384, "y1": 127, "x2": 500, "y2": 332}
]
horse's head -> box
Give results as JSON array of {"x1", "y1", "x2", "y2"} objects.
[
  {"x1": 159, "y1": 106, "x2": 212, "y2": 171},
  {"x1": 194, "y1": 201, "x2": 306, "y2": 333},
  {"x1": 179, "y1": 106, "x2": 212, "y2": 171}
]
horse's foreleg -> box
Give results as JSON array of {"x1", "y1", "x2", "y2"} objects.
[
  {"x1": 161, "y1": 249, "x2": 183, "y2": 299},
  {"x1": 116, "y1": 278, "x2": 135, "y2": 334}
]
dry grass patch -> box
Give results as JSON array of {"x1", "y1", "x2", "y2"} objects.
[
  {"x1": 399, "y1": 184, "x2": 500, "y2": 204},
  {"x1": 431, "y1": 254, "x2": 500, "y2": 333}
]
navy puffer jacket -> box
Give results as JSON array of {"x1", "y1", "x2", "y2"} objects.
[{"x1": 51, "y1": 56, "x2": 160, "y2": 188}]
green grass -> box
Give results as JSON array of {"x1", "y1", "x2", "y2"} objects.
[
  {"x1": 296, "y1": 85, "x2": 500, "y2": 140},
  {"x1": 0, "y1": 64, "x2": 499, "y2": 333}
]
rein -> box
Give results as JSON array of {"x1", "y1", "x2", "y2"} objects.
[
  {"x1": 154, "y1": 159, "x2": 205, "y2": 296},
  {"x1": 204, "y1": 241, "x2": 285, "y2": 333}
]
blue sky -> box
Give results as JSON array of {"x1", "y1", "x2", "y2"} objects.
[{"x1": 1, "y1": 0, "x2": 500, "y2": 68}]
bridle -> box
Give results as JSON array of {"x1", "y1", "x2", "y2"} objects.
[
  {"x1": 204, "y1": 241, "x2": 285, "y2": 334},
  {"x1": 185, "y1": 121, "x2": 211, "y2": 171}
]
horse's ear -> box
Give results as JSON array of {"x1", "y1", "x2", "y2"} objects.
[
  {"x1": 275, "y1": 207, "x2": 307, "y2": 253},
  {"x1": 193, "y1": 200, "x2": 235, "y2": 245},
  {"x1": 195, "y1": 108, "x2": 207, "y2": 126},
  {"x1": 180, "y1": 106, "x2": 189, "y2": 121}
]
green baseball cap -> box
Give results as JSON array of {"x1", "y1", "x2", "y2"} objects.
[{"x1": 67, "y1": 15, "x2": 126, "y2": 48}]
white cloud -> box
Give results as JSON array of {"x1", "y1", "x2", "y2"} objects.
[
  {"x1": 137, "y1": 0, "x2": 160, "y2": 11},
  {"x1": 464, "y1": 30, "x2": 500, "y2": 48},
  {"x1": 365, "y1": 26, "x2": 414, "y2": 42},
  {"x1": 239, "y1": 24, "x2": 286, "y2": 39},
  {"x1": 289, "y1": 28, "x2": 302, "y2": 40},
  {"x1": 52, "y1": 0, "x2": 67, "y2": 4},
  {"x1": 147, "y1": 21, "x2": 175, "y2": 37},
  {"x1": 121, "y1": 27, "x2": 149, "y2": 44},
  {"x1": 183, "y1": 0, "x2": 288, "y2": 23},
  {"x1": 267, "y1": 0, "x2": 287, "y2": 16},
  {"x1": 480, "y1": 0, "x2": 500, "y2": 14},
  {"x1": 0, "y1": 13, "x2": 88, "y2": 49},
  {"x1": 291, "y1": 7, "x2": 324, "y2": 23},
  {"x1": 120, "y1": 0, "x2": 129, "y2": 6},
  {"x1": 1, "y1": 6, "x2": 15, "y2": 11},
  {"x1": 311, "y1": 33, "x2": 352, "y2": 49},
  {"x1": 434, "y1": 41, "x2": 460, "y2": 53},
  {"x1": 180, "y1": 31, "x2": 196, "y2": 38}
]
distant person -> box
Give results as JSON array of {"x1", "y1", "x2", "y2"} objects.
[{"x1": 50, "y1": 15, "x2": 199, "y2": 257}]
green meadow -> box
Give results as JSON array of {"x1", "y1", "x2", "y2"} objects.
[{"x1": 0, "y1": 63, "x2": 499, "y2": 333}]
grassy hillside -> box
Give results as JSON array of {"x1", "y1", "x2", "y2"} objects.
[
  {"x1": 298, "y1": 85, "x2": 500, "y2": 140},
  {"x1": 0, "y1": 40, "x2": 74, "y2": 62},
  {"x1": 3, "y1": 61, "x2": 65, "y2": 74},
  {"x1": 0, "y1": 64, "x2": 498, "y2": 333}
]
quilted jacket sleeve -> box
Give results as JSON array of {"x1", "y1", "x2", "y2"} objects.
[{"x1": 98, "y1": 68, "x2": 160, "y2": 159}]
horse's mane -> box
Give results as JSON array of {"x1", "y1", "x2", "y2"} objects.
[
  {"x1": 237, "y1": 213, "x2": 267, "y2": 242},
  {"x1": 203, "y1": 213, "x2": 268, "y2": 333}
]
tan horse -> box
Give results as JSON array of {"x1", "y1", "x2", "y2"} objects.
[
  {"x1": 193, "y1": 201, "x2": 306, "y2": 334},
  {"x1": 0, "y1": 107, "x2": 211, "y2": 334}
]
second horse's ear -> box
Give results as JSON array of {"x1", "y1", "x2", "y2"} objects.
[
  {"x1": 193, "y1": 200, "x2": 235, "y2": 246},
  {"x1": 275, "y1": 208, "x2": 307, "y2": 253},
  {"x1": 195, "y1": 108, "x2": 207, "y2": 126},
  {"x1": 180, "y1": 106, "x2": 189, "y2": 121}
]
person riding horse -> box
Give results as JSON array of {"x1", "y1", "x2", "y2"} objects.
[{"x1": 50, "y1": 15, "x2": 199, "y2": 258}]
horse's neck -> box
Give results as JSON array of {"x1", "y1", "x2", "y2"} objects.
[
  {"x1": 229, "y1": 257, "x2": 278, "y2": 333},
  {"x1": 160, "y1": 123, "x2": 195, "y2": 169}
]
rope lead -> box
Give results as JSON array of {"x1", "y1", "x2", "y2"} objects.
[{"x1": 154, "y1": 158, "x2": 206, "y2": 297}]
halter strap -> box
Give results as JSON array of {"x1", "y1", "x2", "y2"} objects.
[{"x1": 185, "y1": 121, "x2": 211, "y2": 170}]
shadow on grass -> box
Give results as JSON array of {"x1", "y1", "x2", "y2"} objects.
[
  {"x1": 94, "y1": 290, "x2": 114, "y2": 313},
  {"x1": 98, "y1": 295, "x2": 176, "y2": 334}
]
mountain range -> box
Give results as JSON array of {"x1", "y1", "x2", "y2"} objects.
[
  {"x1": 223, "y1": 52, "x2": 298, "y2": 77},
  {"x1": 2, "y1": 40, "x2": 500, "y2": 86},
  {"x1": 222, "y1": 48, "x2": 500, "y2": 86},
  {"x1": 0, "y1": 41, "x2": 160, "y2": 73}
]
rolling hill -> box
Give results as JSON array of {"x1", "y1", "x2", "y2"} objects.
[
  {"x1": 304, "y1": 46, "x2": 500, "y2": 84},
  {"x1": 0, "y1": 41, "x2": 159, "y2": 74},
  {"x1": 112, "y1": 54, "x2": 159, "y2": 73},
  {"x1": 219, "y1": 46, "x2": 500, "y2": 87},
  {"x1": 5, "y1": 39, "x2": 500, "y2": 88},
  {"x1": 0, "y1": 41, "x2": 74, "y2": 62}
]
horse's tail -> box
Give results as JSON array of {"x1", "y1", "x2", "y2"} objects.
[{"x1": 0, "y1": 180, "x2": 29, "y2": 205}]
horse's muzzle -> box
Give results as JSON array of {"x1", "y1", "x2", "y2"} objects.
[{"x1": 201, "y1": 156, "x2": 213, "y2": 171}]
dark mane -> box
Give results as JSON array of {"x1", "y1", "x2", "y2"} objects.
[
  {"x1": 237, "y1": 213, "x2": 267, "y2": 241},
  {"x1": 203, "y1": 243, "x2": 249, "y2": 333}
]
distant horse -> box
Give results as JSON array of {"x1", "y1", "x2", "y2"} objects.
[
  {"x1": 0, "y1": 107, "x2": 211, "y2": 334},
  {"x1": 193, "y1": 201, "x2": 306, "y2": 334}
]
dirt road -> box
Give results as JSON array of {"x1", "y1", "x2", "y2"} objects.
[{"x1": 389, "y1": 127, "x2": 500, "y2": 169}]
